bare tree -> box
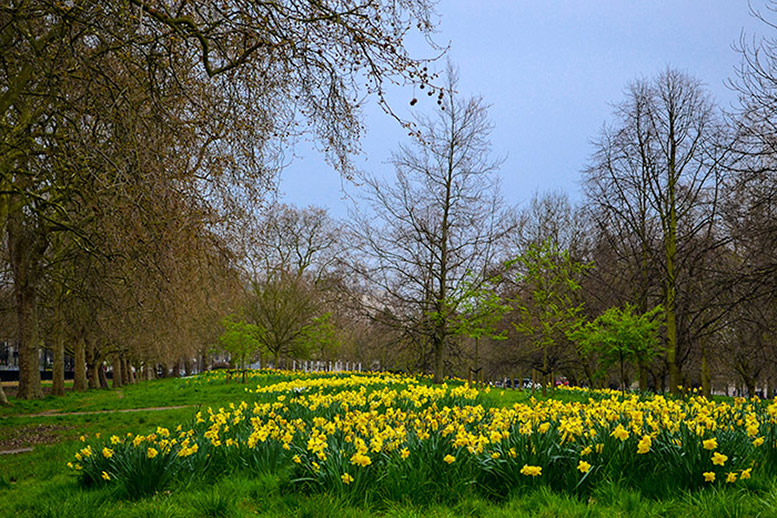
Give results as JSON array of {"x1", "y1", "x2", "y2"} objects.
[
  {"x1": 354, "y1": 65, "x2": 514, "y2": 382},
  {"x1": 1, "y1": 0, "x2": 441, "y2": 398},
  {"x1": 584, "y1": 69, "x2": 730, "y2": 394}
]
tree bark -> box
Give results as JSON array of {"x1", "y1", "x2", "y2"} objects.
[
  {"x1": 700, "y1": 345, "x2": 711, "y2": 399},
  {"x1": 98, "y1": 362, "x2": 109, "y2": 389},
  {"x1": 0, "y1": 383, "x2": 10, "y2": 406},
  {"x1": 52, "y1": 329, "x2": 65, "y2": 396},
  {"x1": 86, "y1": 340, "x2": 98, "y2": 389},
  {"x1": 121, "y1": 356, "x2": 130, "y2": 385},
  {"x1": 74, "y1": 340, "x2": 87, "y2": 391},
  {"x1": 112, "y1": 356, "x2": 123, "y2": 389},
  {"x1": 7, "y1": 202, "x2": 46, "y2": 400}
]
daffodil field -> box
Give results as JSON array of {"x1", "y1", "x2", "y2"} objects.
[{"x1": 70, "y1": 371, "x2": 777, "y2": 503}]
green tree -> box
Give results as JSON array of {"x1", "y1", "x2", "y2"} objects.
[
  {"x1": 509, "y1": 239, "x2": 588, "y2": 395},
  {"x1": 450, "y1": 275, "x2": 511, "y2": 385},
  {"x1": 569, "y1": 304, "x2": 663, "y2": 392},
  {"x1": 298, "y1": 313, "x2": 341, "y2": 365},
  {"x1": 218, "y1": 315, "x2": 264, "y2": 383}
]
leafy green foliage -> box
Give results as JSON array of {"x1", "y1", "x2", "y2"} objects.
[
  {"x1": 297, "y1": 313, "x2": 341, "y2": 361},
  {"x1": 569, "y1": 305, "x2": 663, "y2": 390},
  {"x1": 217, "y1": 315, "x2": 264, "y2": 374}
]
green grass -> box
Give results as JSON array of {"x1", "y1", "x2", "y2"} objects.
[{"x1": 1, "y1": 374, "x2": 775, "y2": 517}]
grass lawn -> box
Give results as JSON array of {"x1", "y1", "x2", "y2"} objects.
[{"x1": 1, "y1": 373, "x2": 776, "y2": 517}]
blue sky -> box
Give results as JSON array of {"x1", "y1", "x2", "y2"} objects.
[{"x1": 278, "y1": 1, "x2": 767, "y2": 218}]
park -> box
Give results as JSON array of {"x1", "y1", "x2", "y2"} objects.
[{"x1": 4, "y1": 1, "x2": 777, "y2": 516}]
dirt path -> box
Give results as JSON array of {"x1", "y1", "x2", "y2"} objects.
[
  {"x1": 0, "y1": 405, "x2": 197, "y2": 455},
  {"x1": 3, "y1": 404, "x2": 196, "y2": 419}
]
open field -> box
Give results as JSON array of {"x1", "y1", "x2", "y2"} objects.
[{"x1": 2, "y1": 371, "x2": 777, "y2": 517}]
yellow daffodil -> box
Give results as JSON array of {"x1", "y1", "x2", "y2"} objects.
[
  {"x1": 520, "y1": 465, "x2": 542, "y2": 477},
  {"x1": 703, "y1": 472, "x2": 715, "y2": 482},
  {"x1": 702, "y1": 438, "x2": 718, "y2": 450},
  {"x1": 443, "y1": 454, "x2": 456, "y2": 464},
  {"x1": 101, "y1": 471, "x2": 110, "y2": 481},
  {"x1": 636, "y1": 435, "x2": 651, "y2": 454},
  {"x1": 147, "y1": 447, "x2": 158, "y2": 459},
  {"x1": 341, "y1": 472, "x2": 354, "y2": 485},
  {"x1": 577, "y1": 460, "x2": 591, "y2": 473},
  {"x1": 610, "y1": 424, "x2": 629, "y2": 441},
  {"x1": 711, "y1": 452, "x2": 728, "y2": 466}
]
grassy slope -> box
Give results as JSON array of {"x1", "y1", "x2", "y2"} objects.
[{"x1": 1, "y1": 377, "x2": 776, "y2": 518}]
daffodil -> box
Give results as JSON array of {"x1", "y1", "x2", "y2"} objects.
[
  {"x1": 711, "y1": 452, "x2": 728, "y2": 466},
  {"x1": 520, "y1": 464, "x2": 542, "y2": 477},
  {"x1": 702, "y1": 438, "x2": 718, "y2": 450},
  {"x1": 443, "y1": 454, "x2": 456, "y2": 464},
  {"x1": 636, "y1": 435, "x2": 651, "y2": 454},
  {"x1": 703, "y1": 471, "x2": 715, "y2": 482},
  {"x1": 577, "y1": 460, "x2": 591, "y2": 473},
  {"x1": 341, "y1": 472, "x2": 354, "y2": 485}
]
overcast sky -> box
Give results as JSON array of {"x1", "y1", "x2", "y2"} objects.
[{"x1": 277, "y1": 1, "x2": 768, "y2": 218}]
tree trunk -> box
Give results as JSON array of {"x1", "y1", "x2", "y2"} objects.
[
  {"x1": 700, "y1": 346, "x2": 711, "y2": 399},
  {"x1": 637, "y1": 359, "x2": 648, "y2": 392},
  {"x1": 7, "y1": 204, "x2": 45, "y2": 400},
  {"x1": 112, "y1": 356, "x2": 123, "y2": 389},
  {"x1": 52, "y1": 330, "x2": 65, "y2": 396},
  {"x1": 74, "y1": 340, "x2": 87, "y2": 391},
  {"x1": 86, "y1": 340, "x2": 98, "y2": 389},
  {"x1": 98, "y1": 363, "x2": 109, "y2": 389},
  {"x1": 0, "y1": 383, "x2": 10, "y2": 406},
  {"x1": 432, "y1": 331, "x2": 445, "y2": 384},
  {"x1": 121, "y1": 356, "x2": 130, "y2": 385}
]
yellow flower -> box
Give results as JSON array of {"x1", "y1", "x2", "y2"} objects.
[
  {"x1": 491, "y1": 451, "x2": 501, "y2": 459},
  {"x1": 400, "y1": 448, "x2": 410, "y2": 460},
  {"x1": 110, "y1": 435, "x2": 121, "y2": 445},
  {"x1": 580, "y1": 446, "x2": 592, "y2": 456},
  {"x1": 753, "y1": 437, "x2": 765, "y2": 448},
  {"x1": 66, "y1": 462, "x2": 74, "y2": 469},
  {"x1": 711, "y1": 452, "x2": 728, "y2": 466},
  {"x1": 702, "y1": 438, "x2": 718, "y2": 450},
  {"x1": 350, "y1": 452, "x2": 372, "y2": 467},
  {"x1": 102, "y1": 447, "x2": 114, "y2": 459},
  {"x1": 539, "y1": 422, "x2": 551, "y2": 434},
  {"x1": 595, "y1": 443, "x2": 604, "y2": 454},
  {"x1": 101, "y1": 471, "x2": 110, "y2": 481},
  {"x1": 292, "y1": 455, "x2": 302, "y2": 464},
  {"x1": 443, "y1": 454, "x2": 456, "y2": 464},
  {"x1": 636, "y1": 435, "x2": 651, "y2": 454},
  {"x1": 703, "y1": 471, "x2": 715, "y2": 482},
  {"x1": 520, "y1": 465, "x2": 542, "y2": 477},
  {"x1": 79, "y1": 435, "x2": 86, "y2": 442},
  {"x1": 741, "y1": 468, "x2": 752, "y2": 480},
  {"x1": 147, "y1": 447, "x2": 158, "y2": 459},
  {"x1": 341, "y1": 472, "x2": 354, "y2": 485},
  {"x1": 577, "y1": 460, "x2": 591, "y2": 473},
  {"x1": 610, "y1": 425, "x2": 629, "y2": 441},
  {"x1": 726, "y1": 472, "x2": 737, "y2": 483}
]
